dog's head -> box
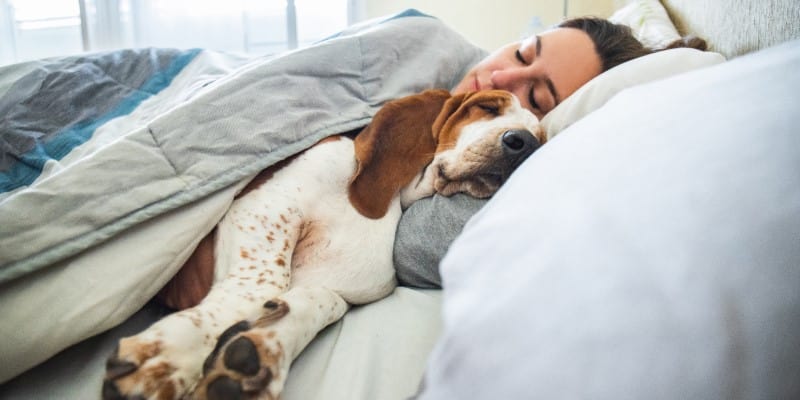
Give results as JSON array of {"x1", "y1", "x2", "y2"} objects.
[{"x1": 349, "y1": 89, "x2": 544, "y2": 219}]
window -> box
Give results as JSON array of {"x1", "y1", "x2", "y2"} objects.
[{"x1": 0, "y1": 0, "x2": 354, "y2": 66}]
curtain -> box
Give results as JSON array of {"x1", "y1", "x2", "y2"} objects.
[{"x1": 0, "y1": 0, "x2": 356, "y2": 65}]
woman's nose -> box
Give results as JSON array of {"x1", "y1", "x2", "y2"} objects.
[{"x1": 490, "y1": 68, "x2": 529, "y2": 92}]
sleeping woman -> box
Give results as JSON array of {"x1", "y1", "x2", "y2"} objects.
[{"x1": 394, "y1": 16, "x2": 706, "y2": 288}]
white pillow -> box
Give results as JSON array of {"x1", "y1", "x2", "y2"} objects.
[
  {"x1": 417, "y1": 40, "x2": 800, "y2": 400},
  {"x1": 541, "y1": 48, "x2": 725, "y2": 138},
  {"x1": 608, "y1": 0, "x2": 681, "y2": 49}
]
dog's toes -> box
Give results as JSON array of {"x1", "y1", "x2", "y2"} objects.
[
  {"x1": 102, "y1": 337, "x2": 189, "y2": 400},
  {"x1": 101, "y1": 379, "x2": 124, "y2": 400},
  {"x1": 105, "y1": 354, "x2": 138, "y2": 381},
  {"x1": 102, "y1": 346, "x2": 141, "y2": 400}
]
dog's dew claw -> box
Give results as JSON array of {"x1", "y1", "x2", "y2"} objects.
[{"x1": 257, "y1": 299, "x2": 290, "y2": 326}]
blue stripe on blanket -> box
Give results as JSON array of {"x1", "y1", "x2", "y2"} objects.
[{"x1": 0, "y1": 48, "x2": 201, "y2": 193}]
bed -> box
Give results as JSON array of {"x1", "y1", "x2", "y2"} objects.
[{"x1": 1, "y1": 1, "x2": 798, "y2": 399}]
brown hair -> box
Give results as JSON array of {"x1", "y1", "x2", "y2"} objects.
[{"x1": 557, "y1": 17, "x2": 707, "y2": 72}]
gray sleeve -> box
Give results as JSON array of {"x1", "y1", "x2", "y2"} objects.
[{"x1": 393, "y1": 194, "x2": 487, "y2": 288}]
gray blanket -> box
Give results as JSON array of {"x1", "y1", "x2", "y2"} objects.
[{"x1": 0, "y1": 10, "x2": 485, "y2": 283}]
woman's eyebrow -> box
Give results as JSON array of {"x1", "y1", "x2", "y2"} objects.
[{"x1": 536, "y1": 35, "x2": 562, "y2": 106}]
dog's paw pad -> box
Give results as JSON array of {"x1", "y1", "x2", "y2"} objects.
[
  {"x1": 206, "y1": 375, "x2": 244, "y2": 400},
  {"x1": 204, "y1": 320, "x2": 252, "y2": 375},
  {"x1": 197, "y1": 331, "x2": 283, "y2": 399},
  {"x1": 223, "y1": 336, "x2": 261, "y2": 376}
]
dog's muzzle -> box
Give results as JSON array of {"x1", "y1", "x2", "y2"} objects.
[{"x1": 501, "y1": 129, "x2": 540, "y2": 169}]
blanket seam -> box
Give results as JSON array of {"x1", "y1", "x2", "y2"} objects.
[{"x1": 147, "y1": 126, "x2": 181, "y2": 181}]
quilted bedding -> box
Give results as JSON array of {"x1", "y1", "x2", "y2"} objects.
[{"x1": 0, "y1": 9, "x2": 486, "y2": 382}]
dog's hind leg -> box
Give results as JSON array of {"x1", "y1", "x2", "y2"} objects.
[{"x1": 193, "y1": 286, "x2": 348, "y2": 400}]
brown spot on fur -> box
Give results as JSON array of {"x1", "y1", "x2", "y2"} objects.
[
  {"x1": 275, "y1": 258, "x2": 286, "y2": 267},
  {"x1": 280, "y1": 214, "x2": 289, "y2": 224},
  {"x1": 139, "y1": 362, "x2": 176, "y2": 396},
  {"x1": 118, "y1": 337, "x2": 162, "y2": 365}
]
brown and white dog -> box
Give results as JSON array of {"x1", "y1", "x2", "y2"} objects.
[{"x1": 102, "y1": 89, "x2": 544, "y2": 400}]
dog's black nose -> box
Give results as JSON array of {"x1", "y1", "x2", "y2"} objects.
[{"x1": 501, "y1": 129, "x2": 540, "y2": 156}]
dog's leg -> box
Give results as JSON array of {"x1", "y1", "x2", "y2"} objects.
[
  {"x1": 193, "y1": 286, "x2": 348, "y2": 400},
  {"x1": 103, "y1": 192, "x2": 303, "y2": 400}
]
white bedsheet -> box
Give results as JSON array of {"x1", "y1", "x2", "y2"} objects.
[{"x1": 1, "y1": 287, "x2": 441, "y2": 399}]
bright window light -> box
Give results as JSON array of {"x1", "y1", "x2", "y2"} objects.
[{"x1": 0, "y1": 0, "x2": 350, "y2": 65}]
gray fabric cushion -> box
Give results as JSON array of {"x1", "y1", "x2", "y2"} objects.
[
  {"x1": 394, "y1": 194, "x2": 486, "y2": 287},
  {"x1": 417, "y1": 40, "x2": 800, "y2": 399}
]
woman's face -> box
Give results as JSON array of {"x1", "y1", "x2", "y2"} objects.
[{"x1": 452, "y1": 27, "x2": 602, "y2": 120}]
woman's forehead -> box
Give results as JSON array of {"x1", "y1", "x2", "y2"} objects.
[{"x1": 535, "y1": 28, "x2": 602, "y2": 99}]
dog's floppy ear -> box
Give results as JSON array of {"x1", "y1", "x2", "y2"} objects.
[
  {"x1": 430, "y1": 92, "x2": 469, "y2": 144},
  {"x1": 349, "y1": 89, "x2": 451, "y2": 219}
]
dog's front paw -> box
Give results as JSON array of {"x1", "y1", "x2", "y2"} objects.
[
  {"x1": 193, "y1": 299, "x2": 291, "y2": 400},
  {"x1": 102, "y1": 328, "x2": 209, "y2": 400}
]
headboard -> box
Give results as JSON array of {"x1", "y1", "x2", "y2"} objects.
[{"x1": 661, "y1": 0, "x2": 800, "y2": 58}]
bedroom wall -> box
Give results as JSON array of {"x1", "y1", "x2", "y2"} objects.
[
  {"x1": 361, "y1": 0, "x2": 624, "y2": 50},
  {"x1": 661, "y1": 0, "x2": 800, "y2": 58}
]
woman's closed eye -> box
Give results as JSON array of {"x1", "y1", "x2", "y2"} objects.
[
  {"x1": 514, "y1": 49, "x2": 527, "y2": 64},
  {"x1": 528, "y1": 87, "x2": 539, "y2": 110},
  {"x1": 514, "y1": 48, "x2": 541, "y2": 111}
]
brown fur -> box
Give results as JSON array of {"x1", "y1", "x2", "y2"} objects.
[{"x1": 348, "y1": 89, "x2": 451, "y2": 219}]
